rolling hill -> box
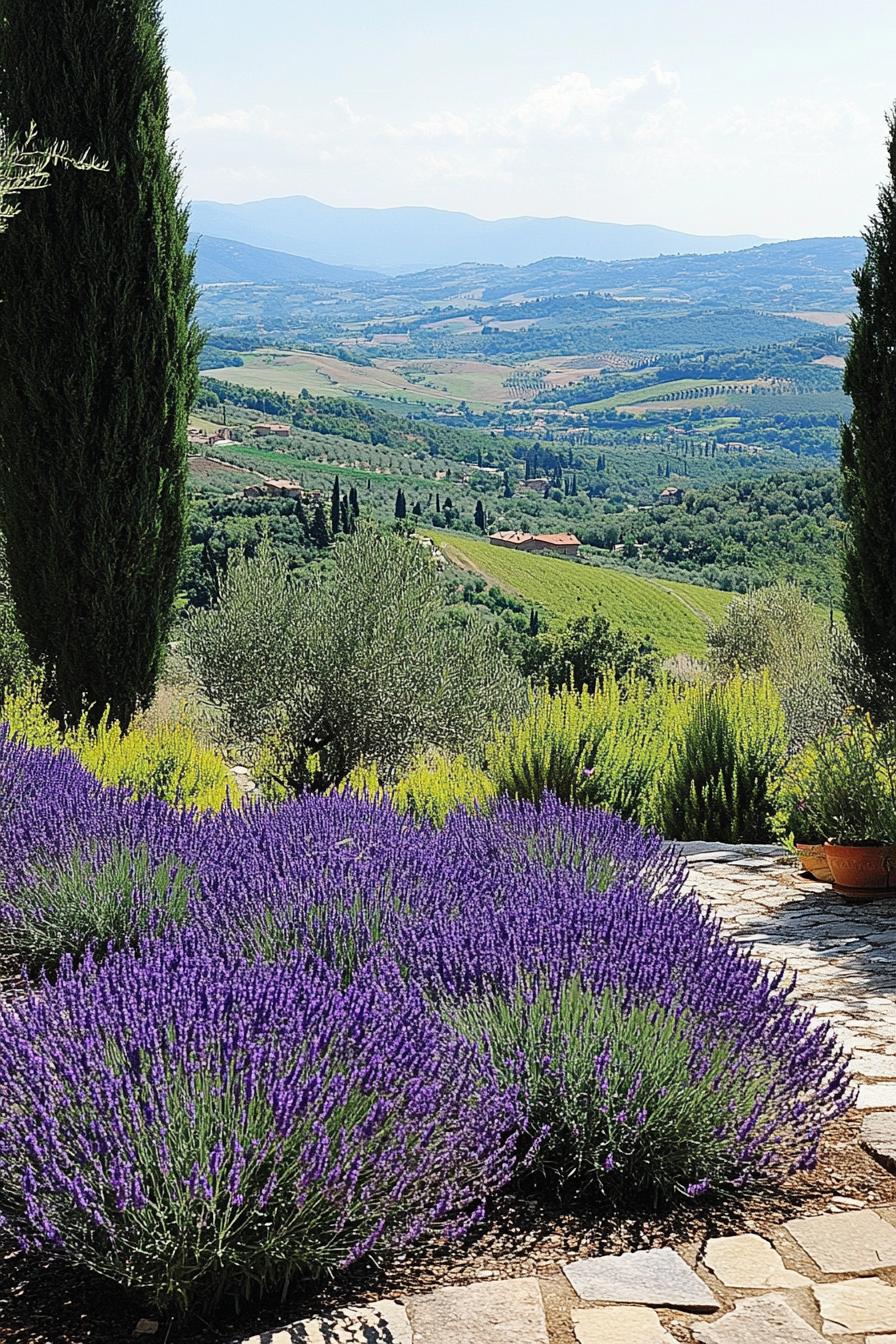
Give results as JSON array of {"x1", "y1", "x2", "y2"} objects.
[
  {"x1": 427, "y1": 530, "x2": 733, "y2": 657},
  {"x1": 193, "y1": 235, "x2": 378, "y2": 285},
  {"x1": 188, "y1": 195, "x2": 765, "y2": 274}
]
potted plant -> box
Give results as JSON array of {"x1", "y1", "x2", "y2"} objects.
[
  {"x1": 772, "y1": 750, "x2": 833, "y2": 881},
  {"x1": 800, "y1": 715, "x2": 896, "y2": 894}
]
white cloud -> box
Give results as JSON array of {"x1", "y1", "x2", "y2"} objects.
[
  {"x1": 170, "y1": 69, "x2": 283, "y2": 139},
  {"x1": 509, "y1": 65, "x2": 679, "y2": 136}
]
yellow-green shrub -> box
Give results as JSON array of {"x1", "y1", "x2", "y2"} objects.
[
  {"x1": 483, "y1": 677, "x2": 667, "y2": 820},
  {"x1": 649, "y1": 674, "x2": 786, "y2": 842},
  {"x1": 392, "y1": 753, "x2": 496, "y2": 825},
  {"x1": 1, "y1": 681, "x2": 235, "y2": 811},
  {"x1": 380, "y1": 673, "x2": 787, "y2": 842},
  {"x1": 343, "y1": 755, "x2": 494, "y2": 825}
]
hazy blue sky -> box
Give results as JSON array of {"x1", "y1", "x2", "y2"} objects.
[{"x1": 163, "y1": 0, "x2": 895, "y2": 239}]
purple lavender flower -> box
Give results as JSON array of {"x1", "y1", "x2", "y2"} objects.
[
  {"x1": 0, "y1": 930, "x2": 521, "y2": 1310},
  {"x1": 0, "y1": 733, "x2": 855, "y2": 1278}
]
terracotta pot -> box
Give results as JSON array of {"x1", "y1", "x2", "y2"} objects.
[
  {"x1": 795, "y1": 842, "x2": 833, "y2": 883},
  {"x1": 823, "y1": 841, "x2": 896, "y2": 892}
]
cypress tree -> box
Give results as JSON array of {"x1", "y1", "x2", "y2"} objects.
[
  {"x1": 841, "y1": 105, "x2": 896, "y2": 717},
  {"x1": 474, "y1": 499, "x2": 486, "y2": 532},
  {"x1": 348, "y1": 484, "x2": 360, "y2": 517},
  {"x1": 395, "y1": 488, "x2": 407, "y2": 519},
  {"x1": 0, "y1": 0, "x2": 200, "y2": 726},
  {"x1": 309, "y1": 502, "x2": 331, "y2": 549},
  {"x1": 330, "y1": 476, "x2": 341, "y2": 534},
  {"x1": 339, "y1": 495, "x2": 351, "y2": 534}
]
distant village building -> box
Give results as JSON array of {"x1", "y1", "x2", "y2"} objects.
[
  {"x1": 188, "y1": 425, "x2": 237, "y2": 448},
  {"x1": 243, "y1": 478, "x2": 321, "y2": 504},
  {"x1": 518, "y1": 476, "x2": 550, "y2": 493},
  {"x1": 489, "y1": 530, "x2": 580, "y2": 558},
  {"x1": 252, "y1": 423, "x2": 291, "y2": 438},
  {"x1": 659, "y1": 486, "x2": 684, "y2": 505}
]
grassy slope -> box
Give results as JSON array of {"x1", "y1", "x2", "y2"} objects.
[
  {"x1": 428, "y1": 530, "x2": 732, "y2": 656},
  {"x1": 577, "y1": 377, "x2": 753, "y2": 412}
]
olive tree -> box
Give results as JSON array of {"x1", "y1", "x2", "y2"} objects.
[
  {"x1": 187, "y1": 528, "x2": 524, "y2": 793},
  {"x1": 707, "y1": 583, "x2": 846, "y2": 749}
]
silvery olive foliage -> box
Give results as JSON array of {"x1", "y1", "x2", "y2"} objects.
[
  {"x1": 187, "y1": 527, "x2": 524, "y2": 791},
  {"x1": 707, "y1": 582, "x2": 848, "y2": 750}
]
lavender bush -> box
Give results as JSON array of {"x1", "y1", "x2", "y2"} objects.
[
  {"x1": 0, "y1": 735, "x2": 854, "y2": 1311},
  {"x1": 0, "y1": 842, "x2": 194, "y2": 968},
  {"x1": 0, "y1": 931, "x2": 521, "y2": 1310}
]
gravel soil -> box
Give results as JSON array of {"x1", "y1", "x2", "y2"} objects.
[{"x1": 0, "y1": 1114, "x2": 892, "y2": 1344}]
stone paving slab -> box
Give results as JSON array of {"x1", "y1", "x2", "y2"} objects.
[
  {"x1": 235, "y1": 1299, "x2": 412, "y2": 1344},
  {"x1": 572, "y1": 1304, "x2": 676, "y2": 1343},
  {"x1": 702, "y1": 1233, "x2": 810, "y2": 1288},
  {"x1": 562, "y1": 1247, "x2": 718, "y2": 1309},
  {"x1": 813, "y1": 1277, "x2": 896, "y2": 1335},
  {"x1": 405, "y1": 1278, "x2": 548, "y2": 1344},
  {"x1": 691, "y1": 1294, "x2": 825, "y2": 1344},
  {"x1": 784, "y1": 1209, "x2": 896, "y2": 1274},
  {"x1": 858, "y1": 1082, "x2": 896, "y2": 1109},
  {"x1": 863, "y1": 1112, "x2": 896, "y2": 1173},
  {"x1": 852, "y1": 1052, "x2": 896, "y2": 1078}
]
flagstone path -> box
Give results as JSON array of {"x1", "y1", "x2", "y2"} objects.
[{"x1": 236, "y1": 847, "x2": 896, "y2": 1344}]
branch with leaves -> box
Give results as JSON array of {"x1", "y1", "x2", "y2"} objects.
[{"x1": 0, "y1": 123, "x2": 105, "y2": 233}]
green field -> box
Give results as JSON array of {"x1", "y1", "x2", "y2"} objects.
[
  {"x1": 427, "y1": 531, "x2": 733, "y2": 656},
  {"x1": 203, "y1": 350, "x2": 531, "y2": 412},
  {"x1": 204, "y1": 351, "x2": 452, "y2": 407},
  {"x1": 576, "y1": 378, "x2": 749, "y2": 412}
]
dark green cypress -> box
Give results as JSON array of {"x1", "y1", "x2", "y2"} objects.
[
  {"x1": 0, "y1": 0, "x2": 201, "y2": 726},
  {"x1": 474, "y1": 499, "x2": 486, "y2": 532},
  {"x1": 309, "y1": 502, "x2": 331, "y2": 549},
  {"x1": 841, "y1": 106, "x2": 896, "y2": 718},
  {"x1": 395, "y1": 488, "x2": 407, "y2": 519},
  {"x1": 330, "y1": 476, "x2": 341, "y2": 534},
  {"x1": 348, "y1": 484, "x2": 360, "y2": 517}
]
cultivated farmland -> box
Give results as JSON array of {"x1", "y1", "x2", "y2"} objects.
[{"x1": 427, "y1": 530, "x2": 733, "y2": 656}]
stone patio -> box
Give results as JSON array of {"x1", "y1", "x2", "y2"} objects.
[{"x1": 236, "y1": 847, "x2": 896, "y2": 1344}]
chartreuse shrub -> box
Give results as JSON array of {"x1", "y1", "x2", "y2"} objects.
[
  {"x1": 352, "y1": 752, "x2": 497, "y2": 826},
  {"x1": 650, "y1": 675, "x2": 787, "y2": 843},
  {"x1": 375, "y1": 673, "x2": 785, "y2": 841},
  {"x1": 483, "y1": 677, "x2": 665, "y2": 818},
  {"x1": 0, "y1": 737, "x2": 852, "y2": 1312},
  {"x1": 1, "y1": 680, "x2": 234, "y2": 810}
]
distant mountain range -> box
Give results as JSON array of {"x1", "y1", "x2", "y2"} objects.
[
  {"x1": 188, "y1": 194, "x2": 766, "y2": 273},
  {"x1": 192, "y1": 233, "x2": 863, "y2": 316}
]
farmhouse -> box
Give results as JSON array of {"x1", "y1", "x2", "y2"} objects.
[
  {"x1": 489, "y1": 530, "x2": 580, "y2": 557},
  {"x1": 659, "y1": 486, "x2": 684, "y2": 505},
  {"x1": 244, "y1": 478, "x2": 321, "y2": 504},
  {"x1": 188, "y1": 426, "x2": 237, "y2": 447},
  {"x1": 252, "y1": 422, "x2": 291, "y2": 437},
  {"x1": 517, "y1": 476, "x2": 550, "y2": 493}
]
